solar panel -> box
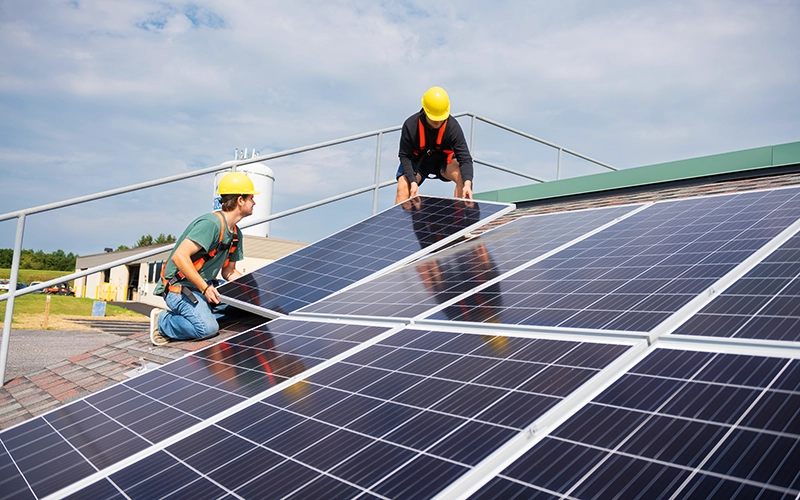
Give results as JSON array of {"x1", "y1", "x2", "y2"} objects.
[
  {"x1": 428, "y1": 187, "x2": 800, "y2": 332},
  {"x1": 57, "y1": 327, "x2": 640, "y2": 499},
  {"x1": 218, "y1": 196, "x2": 514, "y2": 318},
  {"x1": 298, "y1": 204, "x2": 643, "y2": 321},
  {"x1": 0, "y1": 318, "x2": 394, "y2": 499},
  {"x1": 672, "y1": 231, "x2": 800, "y2": 341},
  {"x1": 468, "y1": 347, "x2": 800, "y2": 499}
]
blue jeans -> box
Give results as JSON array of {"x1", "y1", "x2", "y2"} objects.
[{"x1": 158, "y1": 290, "x2": 237, "y2": 341}]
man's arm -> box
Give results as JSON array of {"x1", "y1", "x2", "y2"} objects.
[
  {"x1": 449, "y1": 120, "x2": 474, "y2": 188},
  {"x1": 221, "y1": 261, "x2": 241, "y2": 282},
  {"x1": 398, "y1": 115, "x2": 420, "y2": 186}
]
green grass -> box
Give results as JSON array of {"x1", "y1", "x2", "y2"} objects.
[
  {"x1": 0, "y1": 294, "x2": 140, "y2": 322},
  {"x1": 0, "y1": 269, "x2": 73, "y2": 285}
]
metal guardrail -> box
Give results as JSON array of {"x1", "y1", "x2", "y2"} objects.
[{"x1": 0, "y1": 112, "x2": 616, "y2": 384}]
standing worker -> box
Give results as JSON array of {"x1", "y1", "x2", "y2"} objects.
[
  {"x1": 150, "y1": 171, "x2": 257, "y2": 346},
  {"x1": 395, "y1": 86, "x2": 474, "y2": 204}
]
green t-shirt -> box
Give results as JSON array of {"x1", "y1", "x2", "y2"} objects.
[{"x1": 154, "y1": 211, "x2": 244, "y2": 294}]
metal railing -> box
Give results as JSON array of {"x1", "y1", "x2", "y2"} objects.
[{"x1": 0, "y1": 112, "x2": 616, "y2": 384}]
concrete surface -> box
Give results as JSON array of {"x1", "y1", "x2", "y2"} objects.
[{"x1": 4, "y1": 329, "x2": 120, "y2": 380}]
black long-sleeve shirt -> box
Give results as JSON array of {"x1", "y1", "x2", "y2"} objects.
[{"x1": 398, "y1": 110, "x2": 474, "y2": 186}]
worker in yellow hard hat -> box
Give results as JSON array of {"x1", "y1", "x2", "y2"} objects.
[
  {"x1": 395, "y1": 86, "x2": 474, "y2": 204},
  {"x1": 149, "y1": 171, "x2": 259, "y2": 346}
]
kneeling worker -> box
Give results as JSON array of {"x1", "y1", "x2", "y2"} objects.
[
  {"x1": 395, "y1": 86, "x2": 474, "y2": 204},
  {"x1": 150, "y1": 171, "x2": 257, "y2": 346}
]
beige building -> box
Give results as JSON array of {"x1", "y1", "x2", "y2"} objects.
[{"x1": 74, "y1": 235, "x2": 307, "y2": 308}]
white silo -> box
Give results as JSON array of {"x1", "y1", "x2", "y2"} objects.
[{"x1": 214, "y1": 163, "x2": 275, "y2": 237}]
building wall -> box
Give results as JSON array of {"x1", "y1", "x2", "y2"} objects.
[
  {"x1": 74, "y1": 270, "x2": 104, "y2": 299},
  {"x1": 74, "y1": 274, "x2": 87, "y2": 298},
  {"x1": 137, "y1": 264, "x2": 166, "y2": 307},
  {"x1": 75, "y1": 267, "x2": 130, "y2": 301}
]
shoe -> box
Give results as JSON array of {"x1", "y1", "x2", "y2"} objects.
[{"x1": 150, "y1": 308, "x2": 170, "y2": 346}]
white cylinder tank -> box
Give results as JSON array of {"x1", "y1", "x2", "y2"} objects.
[{"x1": 214, "y1": 163, "x2": 275, "y2": 237}]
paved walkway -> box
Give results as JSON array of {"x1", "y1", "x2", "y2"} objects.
[{"x1": 0, "y1": 313, "x2": 267, "y2": 431}]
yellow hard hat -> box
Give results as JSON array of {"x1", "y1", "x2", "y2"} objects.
[
  {"x1": 218, "y1": 172, "x2": 260, "y2": 195},
  {"x1": 421, "y1": 86, "x2": 451, "y2": 121}
]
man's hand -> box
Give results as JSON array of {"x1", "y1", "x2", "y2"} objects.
[
  {"x1": 462, "y1": 181, "x2": 473, "y2": 200},
  {"x1": 203, "y1": 284, "x2": 220, "y2": 305},
  {"x1": 409, "y1": 182, "x2": 419, "y2": 199}
]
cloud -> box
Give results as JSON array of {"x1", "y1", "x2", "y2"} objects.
[{"x1": 136, "y1": 3, "x2": 227, "y2": 32}]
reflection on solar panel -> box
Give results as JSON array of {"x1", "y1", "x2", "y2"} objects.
[
  {"x1": 217, "y1": 196, "x2": 513, "y2": 318},
  {"x1": 430, "y1": 187, "x2": 800, "y2": 332},
  {"x1": 470, "y1": 348, "x2": 800, "y2": 499},
  {"x1": 4, "y1": 184, "x2": 800, "y2": 499},
  {"x1": 0, "y1": 319, "x2": 393, "y2": 499},
  {"x1": 62, "y1": 328, "x2": 637, "y2": 499},
  {"x1": 673, "y1": 232, "x2": 800, "y2": 341},
  {"x1": 299, "y1": 205, "x2": 642, "y2": 320}
]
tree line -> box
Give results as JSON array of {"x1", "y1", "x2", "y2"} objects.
[
  {"x1": 0, "y1": 248, "x2": 77, "y2": 271},
  {"x1": 0, "y1": 233, "x2": 178, "y2": 270}
]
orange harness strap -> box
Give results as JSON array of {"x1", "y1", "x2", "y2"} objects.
[
  {"x1": 415, "y1": 118, "x2": 455, "y2": 165},
  {"x1": 160, "y1": 211, "x2": 239, "y2": 294}
]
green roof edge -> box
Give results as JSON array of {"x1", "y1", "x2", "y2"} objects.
[{"x1": 474, "y1": 140, "x2": 800, "y2": 203}]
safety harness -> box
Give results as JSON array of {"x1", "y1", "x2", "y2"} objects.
[
  {"x1": 413, "y1": 117, "x2": 455, "y2": 175},
  {"x1": 159, "y1": 211, "x2": 239, "y2": 303}
]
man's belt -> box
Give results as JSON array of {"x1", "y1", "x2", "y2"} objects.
[{"x1": 167, "y1": 284, "x2": 199, "y2": 304}]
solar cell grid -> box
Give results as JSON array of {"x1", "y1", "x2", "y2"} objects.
[
  {"x1": 674, "y1": 231, "x2": 800, "y2": 341},
  {"x1": 63, "y1": 479, "x2": 122, "y2": 500},
  {"x1": 62, "y1": 329, "x2": 633, "y2": 499},
  {"x1": 299, "y1": 204, "x2": 641, "y2": 320},
  {"x1": 0, "y1": 319, "x2": 392, "y2": 499},
  {"x1": 470, "y1": 349, "x2": 800, "y2": 499},
  {"x1": 431, "y1": 187, "x2": 800, "y2": 332},
  {"x1": 218, "y1": 196, "x2": 512, "y2": 317}
]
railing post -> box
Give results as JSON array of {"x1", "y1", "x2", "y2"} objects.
[
  {"x1": 1, "y1": 214, "x2": 26, "y2": 386},
  {"x1": 557, "y1": 147, "x2": 563, "y2": 180},
  {"x1": 373, "y1": 132, "x2": 383, "y2": 214},
  {"x1": 470, "y1": 114, "x2": 476, "y2": 154}
]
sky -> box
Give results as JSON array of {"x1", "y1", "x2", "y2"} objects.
[{"x1": 1, "y1": 0, "x2": 798, "y2": 257}]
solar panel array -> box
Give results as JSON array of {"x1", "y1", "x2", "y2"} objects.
[
  {"x1": 300, "y1": 204, "x2": 642, "y2": 321},
  {"x1": 426, "y1": 187, "x2": 800, "y2": 332},
  {"x1": 3, "y1": 185, "x2": 800, "y2": 500},
  {"x1": 217, "y1": 196, "x2": 513, "y2": 318},
  {"x1": 469, "y1": 348, "x2": 800, "y2": 499},
  {"x1": 53, "y1": 329, "x2": 637, "y2": 499}
]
